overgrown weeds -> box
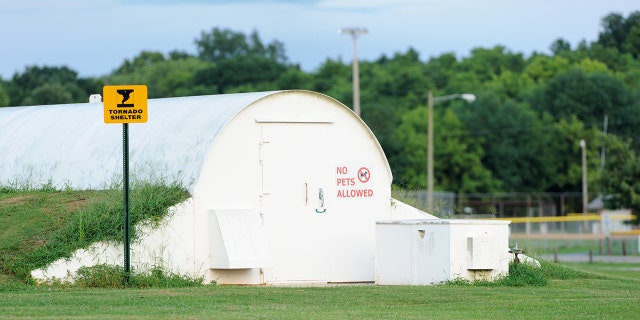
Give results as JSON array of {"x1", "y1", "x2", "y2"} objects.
[
  {"x1": 446, "y1": 259, "x2": 599, "y2": 287},
  {"x1": 43, "y1": 264, "x2": 204, "y2": 289}
]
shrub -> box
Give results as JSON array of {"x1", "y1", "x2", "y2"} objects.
[{"x1": 446, "y1": 259, "x2": 593, "y2": 287}]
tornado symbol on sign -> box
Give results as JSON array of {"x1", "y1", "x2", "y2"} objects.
[{"x1": 116, "y1": 89, "x2": 135, "y2": 108}]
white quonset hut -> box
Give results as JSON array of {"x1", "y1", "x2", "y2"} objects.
[{"x1": 1, "y1": 90, "x2": 430, "y2": 284}]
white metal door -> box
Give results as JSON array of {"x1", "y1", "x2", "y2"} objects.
[{"x1": 260, "y1": 122, "x2": 331, "y2": 283}]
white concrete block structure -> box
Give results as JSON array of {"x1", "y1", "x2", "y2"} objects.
[{"x1": 375, "y1": 219, "x2": 511, "y2": 285}]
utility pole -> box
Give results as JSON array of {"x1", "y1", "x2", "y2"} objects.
[
  {"x1": 339, "y1": 27, "x2": 367, "y2": 117},
  {"x1": 580, "y1": 139, "x2": 589, "y2": 232},
  {"x1": 427, "y1": 91, "x2": 434, "y2": 214}
]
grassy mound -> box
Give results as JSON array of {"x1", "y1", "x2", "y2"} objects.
[{"x1": 0, "y1": 181, "x2": 190, "y2": 285}]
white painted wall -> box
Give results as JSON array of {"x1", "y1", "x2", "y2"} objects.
[
  {"x1": 191, "y1": 91, "x2": 419, "y2": 284},
  {"x1": 375, "y1": 219, "x2": 511, "y2": 285}
]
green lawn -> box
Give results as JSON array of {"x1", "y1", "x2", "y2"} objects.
[
  {"x1": 2, "y1": 189, "x2": 639, "y2": 319},
  {"x1": 512, "y1": 238, "x2": 640, "y2": 256},
  {"x1": 567, "y1": 262, "x2": 640, "y2": 281},
  {"x1": 1, "y1": 269, "x2": 639, "y2": 319}
]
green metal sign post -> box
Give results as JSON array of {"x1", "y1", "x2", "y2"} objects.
[
  {"x1": 103, "y1": 85, "x2": 148, "y2": 285},
  {"x1": 122, "y1": 122, "x2": 130, "y2": 283}
]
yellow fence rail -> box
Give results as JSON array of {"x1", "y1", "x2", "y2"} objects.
[{"x1": 485, "y1": 214, "x2": 635, "y2": 224}]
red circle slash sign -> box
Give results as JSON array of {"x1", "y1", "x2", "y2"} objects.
[{"x1": 358, "y1": 167, "x2": 371, "y2": 183}]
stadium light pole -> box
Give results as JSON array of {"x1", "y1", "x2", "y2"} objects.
[
  {"x1": 339, "y1": 27, "x2": 367, "y2": 117},
  {"x1": 427, "y1": 91, "x2": 476, "y2": 214}
]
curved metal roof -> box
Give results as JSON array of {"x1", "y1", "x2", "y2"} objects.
[{"x1": 0, "y1": 91, "x2": 276, "y2": 190}]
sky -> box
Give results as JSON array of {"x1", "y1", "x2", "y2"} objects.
[{"x1": 1, "y1": 0, "x2": 638, "y2": 79}]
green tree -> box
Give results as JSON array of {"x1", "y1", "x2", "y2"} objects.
[
  {"x1": 531, "y1": 67, "x2": 639, "y2": 148},
  {"x1": 550, "y1": 38, "x2": 572, "y2": 56},
  {"x1": 598, "y1": 133, "x2": 640, "y2": 222},
  {"x1": 310, "y1": 58, "x2": 351, "y2": 103},
  {"x1": 458, "y1": 46, "x2": 526, "y2": 82},
  {"x1": 108, "y1": 57, "x2": 209, "y2": 98},
  {"x1": 0, "y1": 82, "x2": 9, "y2": 107},
  {"x1": 195, "y1": 28, "x2": 287, "y2": 63},
  {"x1": 484, "y1": 70, "x2": 533, "y2": 100},
  {"x1": 522, "y1": 55, "x2": 570, "y2": 84},
  {"x1": 367, "y1": 49, "x2": 429, "y2": 99},
  {"x1": 456, "y1": 94, "x2": 556, "y2": 191},
  {"x1": 598, "y1": 11, "x2": 640, "y2": 58},
  {"x1": 585, "y1": 11, "x2": 640, "y2": 71},
  {"x1": 435, "y1": 108, "x2": 498, "y2": 192},
  {"x1": 442, "y1": 71, "x2": 482, "y2": 95},
  {"x1": 273, "y1": 68, "x2": 315, "y2": 91},
  {"x1": 190, "y1": 28, "x2": 295, "y2": 94},
  {"x1": 392, "y1": 103, "x2": 496, "y2": 192},
  {"x1": 424, "y1": 52, "x2": 459, "y2": 89},
  {"x1": 113, "y1": 51, "x2": 166, "y2": 75},
  {"x1": 546, "y1": 116, "x2": 602, "y2": 192},
  {"x1": 22, "y1": 82, "x2": 75, "y2": 105},
  {"x1": 6, "y1": 66, "x2": 102, "y2": 105},
  {"x1": 192, "y1": 55, "x2": 288, "y2": 94}
]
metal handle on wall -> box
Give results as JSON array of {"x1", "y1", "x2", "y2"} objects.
[{"x1": 316, "y1": 188, "x2": 326, "y2": 213}]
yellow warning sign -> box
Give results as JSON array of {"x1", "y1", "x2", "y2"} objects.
[{"x1": 103, "y1": 85, "x2": 148, "y2": 124}]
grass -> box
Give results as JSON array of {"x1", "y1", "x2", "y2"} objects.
[
  {"x1": 511, "y1": 238, "x2": 640, "y2": 256},
  {"x1": 2, "y1": 186, "x2": 640, "y2": 318},
  {"x1": 563, "y1": 262, "x2": 640, "y2": 281},
  {"x1": 0, "y1": 270, "x2": 639, "y2": 319},
  {"x1": 0, "y1": 181, "x2": 190, "y2": 283}
]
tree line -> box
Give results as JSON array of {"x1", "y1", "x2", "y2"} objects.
[{"x1": 1, "y1": 11, "x2": 640, "y2": 214}]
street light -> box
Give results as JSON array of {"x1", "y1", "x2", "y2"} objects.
[
  {"x1": 339, "y1": 27, "x2": 368, "y2": 117},
  {"x1": 427, "y1": 91, "x2": 476, "y2": 214}
]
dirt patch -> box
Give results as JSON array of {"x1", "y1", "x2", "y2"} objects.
[
  {"x1": 35, "y1": 195, "x2": 90, "y2": 215},
  {"x1": 0, "y1": 195, "x2": 34, "y2": 206},
  {"x1": 22, "y1": 238, "x2": 47, "y2": 247},
  {"x1": 65, "y1": 198, "x2": 89, "y2": 211}
]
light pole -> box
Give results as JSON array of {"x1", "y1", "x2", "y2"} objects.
[
  {"x1": 580, "y1": 139, "x2": 589, "y2": 231},
  {"x1": 601, "y1": 114, "x2": 608, "y2": 170},
  {"x1": 427, "y1": 91, "x2": 476, "y2": 214},
  {"x1": 339, "y1": 27, "x2": 367, "y2": 117}
]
